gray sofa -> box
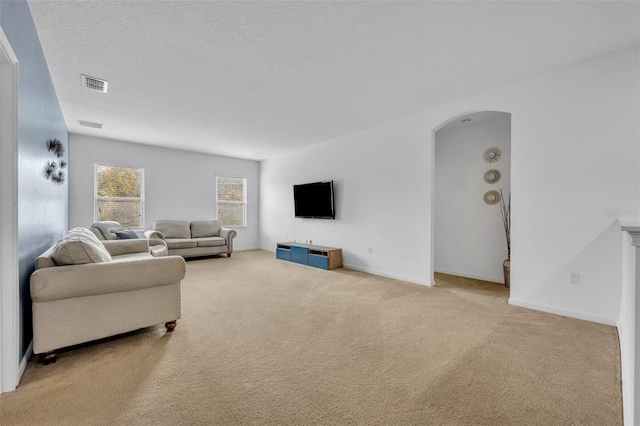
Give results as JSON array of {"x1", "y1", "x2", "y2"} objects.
[
  {"x1": 144, "y1": 220, "x2": 236, "y2": 258},
  {"x1": 31, "y1": 227, "x2": 186, "y2": 363},
  {"x1": 90, "y1": 220, "x2": 168, "y2": 257}
]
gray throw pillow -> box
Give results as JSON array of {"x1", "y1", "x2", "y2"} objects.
[{"x1": 115, "y1": 230, "x2": 139, "y2": 239}]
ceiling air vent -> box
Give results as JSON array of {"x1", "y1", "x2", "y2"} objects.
[
  {"x1": 81, "y1": 75, "x2": 108, "y2": 93},
  {"x1": 77, "y1": 120, "x2": 103, "y2": 129}
]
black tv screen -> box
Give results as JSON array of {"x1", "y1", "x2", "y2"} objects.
[{"x1": 293, "y1": 181, "x2": 335, "y2": 219}]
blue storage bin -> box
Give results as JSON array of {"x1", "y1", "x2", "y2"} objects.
[
  {"x1": 276, "y1": 248, "x2": 291, "y2": 261},
  {"x1": 291, "y1": 246, "x2": 308, "y2": 264},
  {"x1": 307, "y1": 254, "x2": 329, "y2": 269}
]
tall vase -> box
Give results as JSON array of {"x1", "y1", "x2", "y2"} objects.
[{"x1": 503, "y1": 255, "x2": 510, "y2": 288}]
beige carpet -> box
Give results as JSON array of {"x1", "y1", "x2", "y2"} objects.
[{"x1": 0, "y1": 250, "x2": 622, "y2": 425}]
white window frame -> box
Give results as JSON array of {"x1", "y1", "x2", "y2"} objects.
[
  {"x1": 216, "y1": 175, "x2": 247, "y2": 228},
  {"x1": 94, "y1": 164, "x2": 145, "y2": 230}
]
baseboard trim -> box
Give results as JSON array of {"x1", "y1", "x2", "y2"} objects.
[
  {"x1": 617, "y1": 318, "x2": 632, "y2": 426},
  {"x1": 19, "y1": 340, "x2": 33, "y2": 381},
  {"x1": 260, "y1": 247, "x2": 433, "y2": 286},
  {"x1": 508, "y1": 298, "x2": 617, "y2": 326},
  {"x1": 343, "y1": 263, "x2": 434, "y2": 287},
  {"x1": 234, "y1": 247, "x2": 260, "y2": 252},
  {"x1": 434, "y1": 268, "x2": 503, "y2": 284}
]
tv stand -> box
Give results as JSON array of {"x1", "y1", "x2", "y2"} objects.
[{"x1": 276, "y1": 242, "x2": 342, "y2": 270}]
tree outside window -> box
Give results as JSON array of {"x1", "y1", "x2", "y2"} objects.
[
  {"x1": 95, "y1": 165, "x2": 144, "y2": 229},
  {"x1": 216, "y1": 176, "x2": 246, "y2": 227}
]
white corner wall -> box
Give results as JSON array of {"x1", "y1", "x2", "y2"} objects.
[
  {"x1": 69, "y1": 134, "x2": 260, "y2": 250},
  {"x1": 259, "y1": 46, "x2": 639, "y2": 324},
  {"x1": 259, "y1": 118, "x2": 432, "y2": 285},
  {"x1": 434, "y1": 114, "x2": 511, "y2": 283}
]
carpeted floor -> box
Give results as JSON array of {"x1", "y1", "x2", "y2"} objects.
[{"x1": 0, "y1": 250, "x2": 622, "y2": 425}]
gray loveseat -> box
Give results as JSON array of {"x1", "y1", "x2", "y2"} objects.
[
  {"x1": 144, "y1": 220, "x2": 236, "y2": 258},
  {"x1": 31, "y1": 227, "x2": 186, "y2": 363}
]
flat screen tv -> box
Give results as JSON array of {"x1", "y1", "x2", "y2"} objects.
[{"x1": 293, "y1": 181, "x2": 335, "y2": 219}]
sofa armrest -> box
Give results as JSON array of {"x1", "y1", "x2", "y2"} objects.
[
  {"x1": 144, "y1": 230, "x2": 165, "y2": 240},
  {"x1": 219, "y1": 228, "x2": 237, "y2": 252},
  {"x1": 31, "y1": 256, "x2": 186, "y2": 302},
  {"x1": 147, "y1": 238, "x2": 167, "y2": 248},
  {"x1": 148, "y1": 238, "x2": 168, "y2": 257},
  {"x1": 102, "y1": 239, "x2": 150, "y2": 257}
]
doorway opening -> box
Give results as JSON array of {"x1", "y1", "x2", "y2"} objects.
[{"x1": 431, "y1": 111, "x2": 512, "y2": 288}]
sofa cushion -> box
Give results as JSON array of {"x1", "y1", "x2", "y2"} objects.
[
  {"x1": 115, "y1": 230, "x2": 139, "y2": 239},
  {"x1": 154, "y1": 220, "x2": 191, "y2": 239},
  {"x1": 195, "y1": 237, "x2": 226, "y2": 247},
  {"x1": 166, "y1": 238, "x2": 198, "y2": 249},
  {"x1": 190, "y1": 220, "x2": 222, "y2": 238},
  {"x1": 52, "y1": 234, "x2": 113, "y2": 266},
  {"x1": 109, "y1": 252, "x2": 154, "y2": 262}
]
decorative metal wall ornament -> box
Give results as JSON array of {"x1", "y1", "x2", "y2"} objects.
[
  {"x1": 51, "y1": 171, "x2": 65, "y2": 184},
  {"x1": 44, "y1": 161, "x2": 58, "y2": 179},
  {"x1": 483, "y1": 147, "x2": 501, "y2": 163},
  {"x1": 47, "y1": 138, "x2": 65, "y2": 158},
  {"x1": 44, "y1": 139, "x2": 66, "y2": 185},
  {"x1": 483, "y1": 190, "x2": 501, "y2": 205},
  {"x1": 483, "y1": 169, "x2": 501, "y2": 184}
]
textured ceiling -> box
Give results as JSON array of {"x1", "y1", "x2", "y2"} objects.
[{"x1": 28, "y1": 1, "x2": 639, "y2": 160}]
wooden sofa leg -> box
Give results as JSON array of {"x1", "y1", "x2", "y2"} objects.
[
  {"x1": 227, "y1": 253, "x2": 231, "y2": 258},
  {"x1": 165, "y1": 321, "x2": 177, "y2": 332},
  {"x1": 40, "y1": 352, "x2": 58, "y2": 365}
]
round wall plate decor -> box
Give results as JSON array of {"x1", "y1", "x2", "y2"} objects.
[
  {"x1": 483, "y1": 190, "x2": 501, "y2": 205},
  {"x1": 483, "y1": 169, "x2": 501, "y2": 184},
  {"x1": 483, "y1": 147, "x2": 501, "y2": 163}
]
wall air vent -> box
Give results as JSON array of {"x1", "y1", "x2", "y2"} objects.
[
  {"x1": 81, "y1": 75, "x2": 108, "y2": 93},
  {"x1": 77, "y1": 120, "x2": 103, "y2": 129}
]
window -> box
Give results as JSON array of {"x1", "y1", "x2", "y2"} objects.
[
  {"x1": 95, "y1": 164, "x2": 144, "y2": 229},
  {"x1": 216, "y1": 176, "x2": 246, "y2": 227}
]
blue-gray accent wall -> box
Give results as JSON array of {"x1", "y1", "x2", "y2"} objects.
[{"x1": 1, "y1": 0, "x2": 69, "y2": 358}]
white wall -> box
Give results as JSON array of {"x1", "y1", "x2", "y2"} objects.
[
  {"x1": 260, "y1": 47, "x2": 639, "y2": 324},
  {"x1": 619, "y1": 227, "x2": 637, "y2": 425},
  {"x1": 434, "y1": 114, "x2": 511, "y2": 283},
  {"x1": 259, "y1": 115, "x2": 433, "y2": 284},
  {"x1": 69, "y1": 134, "x2": 260, "y2": 250},
  {"x1": 1, "y1": 0, "x2": 69, "y2": 363}
]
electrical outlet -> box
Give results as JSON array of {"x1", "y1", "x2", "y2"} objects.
[
  {"x1": 570, "y1": 272, "x2": 580, "y2": 285},
  {"x1": 368, "y1": 247, "x2": 373, "y2": 254}
]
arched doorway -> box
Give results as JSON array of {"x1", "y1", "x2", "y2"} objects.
[{"x1": 430, "y1": 111, "x2": 512, "y2": 287}]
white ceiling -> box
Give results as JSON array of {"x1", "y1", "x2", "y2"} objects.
[{"x1": 28, "y1": 1, "x2": 639, "y2": 161}]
